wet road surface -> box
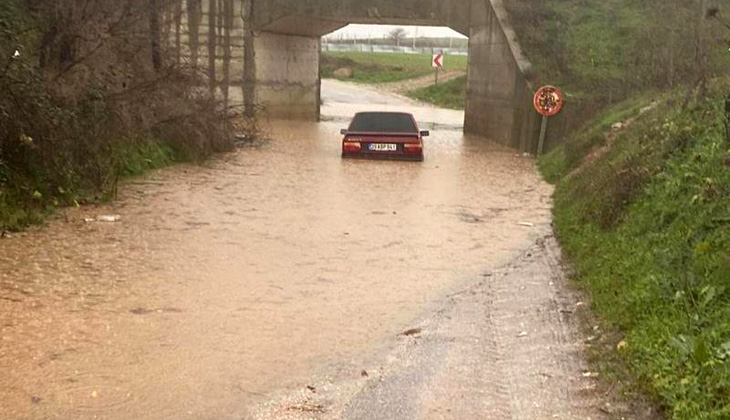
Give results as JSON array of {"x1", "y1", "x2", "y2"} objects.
[
  {"x1": 1, "y1": 81, "x2": 601, "y2": 419},
  {"x1": 321, "y1": 79, "x2": 464, "y2": 131}
]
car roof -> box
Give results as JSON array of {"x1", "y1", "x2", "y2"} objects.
[
  {"x1": 348, "y1": 112, "x2": 418, "y2": 134},
  {"x1": 353, "y1": 111, "x2": 414, "y2": 117}
]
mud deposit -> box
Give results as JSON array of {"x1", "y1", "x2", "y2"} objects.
[{"x1": 1, "y1": 84, "x2": 573, "y2": 420}]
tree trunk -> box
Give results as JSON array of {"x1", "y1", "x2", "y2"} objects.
[
  {"x1": 218, "y1": 0, "x2": 225, "y2": 48},
  {"x1": 242, "y1": 0, "x2": 256, "y2": 117},
  {"x1": 694, "y1": 0, "x2": 709, "y2": 95},
  {"x1": 174, "y1": 0, "x2": 183, "y2": 64},
  {"x1": 208, "y1": 0, "x2": 217, "y2": 95},
  {"x1": 163, "y1": 1, "x2": 173, "y2": 52},
  {"x1": 188, "y1": 0, "x2": 202, "y2": 70},
  {"x1": 149, "y1": 0, "x2": 162, "y2": 71},
  {"x1": 222, "y1": 0, "x2": 233, "y2": 107},
  {"x1": 668, "y1": 28, "x2": 675, "y2": 88}
]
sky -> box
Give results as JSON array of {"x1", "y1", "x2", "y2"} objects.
[{"x1": 324, "y1": 24, "x2": 466, "y2": 40}]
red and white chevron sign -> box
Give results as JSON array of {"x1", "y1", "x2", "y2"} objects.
[{"x1": 432, "y1": 53, "x2": 444, "y2": 68}]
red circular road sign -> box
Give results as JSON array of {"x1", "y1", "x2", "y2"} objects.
[{"x1": 533, "y1": 86, "x2": 564, "y2": 117}]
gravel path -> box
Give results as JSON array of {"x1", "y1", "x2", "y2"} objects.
[
  {"x1": 377, "y1": 71, "x2": 466, "y2": 94},
  {"x1": 247, "y1": 236, "x2": 609, "y2": 420}
]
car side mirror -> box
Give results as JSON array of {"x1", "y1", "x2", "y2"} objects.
[
  {"x1": 420, "y1": 130, "x2": 430, "y2": 137},
  {"x1": 340, "y1": 129, "x2": 348, "y2": 135}
]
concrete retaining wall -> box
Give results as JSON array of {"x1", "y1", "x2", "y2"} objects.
[{"x1": 464, "y1": 0, "x2": 538, "y2": 151}]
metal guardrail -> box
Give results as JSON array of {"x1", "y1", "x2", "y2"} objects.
[{"x1": 322, "y1": 43, "x2": 468, "y2": 56}]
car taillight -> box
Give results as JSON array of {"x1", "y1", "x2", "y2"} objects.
[
  {"x1": 403, "y1": 143, "x2": 422, "y2": 153},
  {"x1": 343, "y1": 141, "x2": 361, "y2": 152}
]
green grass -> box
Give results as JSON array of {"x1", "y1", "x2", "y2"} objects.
[
  {"x1": 321, "y1": 52, "x2": 467, "y2": 84},
  {"x1": 0, "y1": 138, "x2": 176, "y2": 231},
  {"x1": 539, "y1": 95, "x2": 659, "y2": 183},
  {"x1": 116, "y1": 138, "x2": 175, "y2": 178},
  {"x1": 405, "y1": 75, "x2": 467, "y2": 110},
  {"x1": 541, "y1": 84, "x2": 730, "y2": 419}
]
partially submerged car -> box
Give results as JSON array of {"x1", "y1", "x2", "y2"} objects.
[{"x1": 340, "y1": 112, "x2": 428, "y2": 162}]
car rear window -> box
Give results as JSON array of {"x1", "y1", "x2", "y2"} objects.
[{"x1": 348, "y1": 112, "x2": 417, "y2": 133}]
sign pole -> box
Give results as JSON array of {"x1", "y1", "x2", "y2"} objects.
[
  {"x1": 533, "y1": 85, "x2": 564, "y2": 156},
  {"x1": 537, "y1": 114, "x2": 548, "y2": 156},
  {"x1": 432, "y1": 52, "x2": 443, "y2": 85}
]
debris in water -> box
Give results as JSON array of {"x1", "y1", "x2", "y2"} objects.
[
  {"x1": 97, "y1": 215, "x2": 121, "y2": 223},
  {"x1": 233, "y1": 134, "x2": 259, "y2": 147},
  {"x1": 399, "y1": 327, "x2": 422, "y2": 337},
  {"x1": 130, "y1": 307, "x2": 152, "y2": 315},
  {"x1": 286, "y1": 403, "x2": 326, "y2": 414}
]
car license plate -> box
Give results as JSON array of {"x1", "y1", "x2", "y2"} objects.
[{"x1": 368, "y1": 143, "x2": 397, "y2": 152}]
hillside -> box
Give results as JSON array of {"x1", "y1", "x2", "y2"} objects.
[
  {"x1": 504, "y1": 0, "x2": 730, "y2": 141},
  {"x1": 540, "y1": 84, "x2": 730, "y2": 419}
]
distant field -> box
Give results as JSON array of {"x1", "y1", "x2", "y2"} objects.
[
  {"x1": 321, "y1": 52, "x2": 468, "y2": 84},
  {"x1": 405, "y1": 76, "x2": 467, "y2": 110}
]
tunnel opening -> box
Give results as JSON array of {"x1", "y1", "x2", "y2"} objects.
[{"x1": 319, "y1": 24, "x2": 469, "y2": 131}]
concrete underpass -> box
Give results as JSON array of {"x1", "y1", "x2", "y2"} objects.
[{"x1": 175, "y1": 0, "x2": 541, "y2": 152}]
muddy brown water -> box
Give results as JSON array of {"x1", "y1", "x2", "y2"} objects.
[{"x1": 0, "y1": 83, "x2": 552, "y2": 420}]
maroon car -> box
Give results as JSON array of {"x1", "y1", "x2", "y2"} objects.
[{"x1": 340, "y1": 112, "x2": 428, "y2": 162}]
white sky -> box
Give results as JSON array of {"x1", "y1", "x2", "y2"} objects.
[{"x1": 324, "y1": 24, "x2": 467, "y2": 40}]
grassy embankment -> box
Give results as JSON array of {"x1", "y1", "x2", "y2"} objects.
[
  {"x1": 540, "y1": 85, "x2": 730, "y2": 420},
  {"x1": 321, "y1": 51, "x2": 468, "y2": 109},
  {"x1": 405, "y1": 76, "x2": 467, "y2": 110}
]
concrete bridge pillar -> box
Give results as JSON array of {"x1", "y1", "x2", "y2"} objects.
[{"x1": 252, "y1": 33, "x2": 321, "y2": 120}]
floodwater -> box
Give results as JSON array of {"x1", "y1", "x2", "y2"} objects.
[{"x1": 0, "y1": 81, "x2": 553, "y2": 420}]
